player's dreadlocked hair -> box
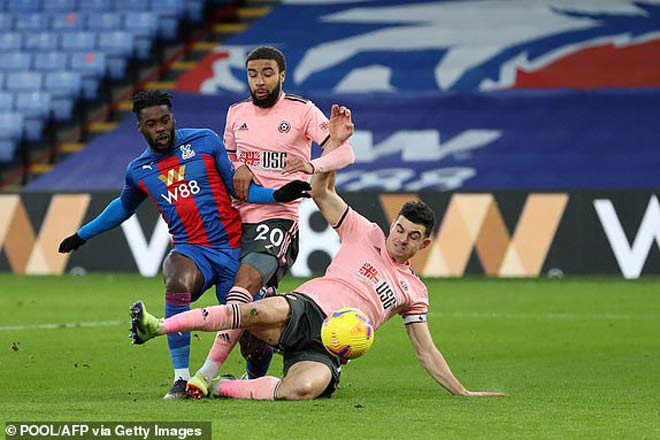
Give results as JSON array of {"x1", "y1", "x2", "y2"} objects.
[
  {"x1": 132, "y1": 89, "x2": 173, "y2": 116},
  {"x1": 398, "y1": 201, "x2": 436, "y2": 238},
  {"x1": 246, "y1": 46, "x2": 286, "y2": 72}
]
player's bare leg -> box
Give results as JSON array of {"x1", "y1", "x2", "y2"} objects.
[{"x1": 275, "y1": 361, "x2": 333, "y2": 400}]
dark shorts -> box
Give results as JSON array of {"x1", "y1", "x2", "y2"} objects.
[
  {"x1": 277, "y1": 292, "x2": 341, "y2": 399},
  {"x1": 240, "y1": 219, "x2": 299, "y2": 288},
  {"x1": 170, "y1": 245, "x2": 241, "y2": 303}
]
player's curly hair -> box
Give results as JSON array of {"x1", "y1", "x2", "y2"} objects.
[
  {"x1": 132, "y1": 89, "x2": 173, "y2": 116},
  {"x1": 398, "y1": 201, "x2": 436, "y2": 237},
  {"x1": 246, "y1": 46, "x2": 286, "y2": 73}
]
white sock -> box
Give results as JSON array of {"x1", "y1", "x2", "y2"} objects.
[
  {"x1": 174, "y1": 368, "x2": 190, "y2": 382},
  {"x1": 197, "y1": 360, "x2": 220, "y2": 383}
]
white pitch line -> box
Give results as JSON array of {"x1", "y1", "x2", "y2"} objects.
[
  {"x1": 429, "y1": 311, "x2": 657, "y2": 321},
  {"x1": 0, "y1": 320, "x2": 129, "y2": 332}
]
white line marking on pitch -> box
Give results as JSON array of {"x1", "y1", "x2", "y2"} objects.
[
  {"x1": 0, "y1": 320, "x2": 128, "y2": 331},
  {"x1": 429, "y1": 311, "x2": 657, "y2": 320}
]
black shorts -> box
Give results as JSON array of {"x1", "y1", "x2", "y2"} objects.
[
  {"x1": 277, "y1": 292, "x2": 341, "y2": 398},
  {"x1": 240, "y1": 219, "x2": 299, "y2": 288}
]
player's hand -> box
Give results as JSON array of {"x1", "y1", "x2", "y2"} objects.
[
  {"x1": 233, "y1": 165, "x2": 255, "y2": 201},
  {"x1": 462, "y1": 391, "x2": 507, "y2": 397},
  {"x1": 273, "y1": 180, "x2": 312, "y2": 203},
  {"x1": 283, "y1": 155, "x2": 314, "y2": 175},
  {"x1": 328, "y1": 104, "x2": 354, "y2": 144},
  {"x1": 58, "y1": 233, "x2": 87, "y2": 253}
]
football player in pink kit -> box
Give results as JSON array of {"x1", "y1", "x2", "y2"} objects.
[
  {"x1": 190, "y1": 46, "x2": 355, "y2": 392},
  {"x1": 130, "y1": 106, "x2": 504, "y2": 401}
]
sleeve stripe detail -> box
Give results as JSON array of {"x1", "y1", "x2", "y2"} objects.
[
  {"x1": 226, "y1": 149, "x2": 237, "y2": 153},
  {"x1": 332, "y1": 207, "x2": 350, "y2": 229},
  {"x1": 403, "y1": 314, "x2": 427, "y2": 325},
  {"x1": 319, "y1": 135, "x2": 330, "y2": 148}
]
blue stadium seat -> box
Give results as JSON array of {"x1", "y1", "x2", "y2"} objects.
[
  {"x1": 126, "y1": 12, "x2": 158, "y2": 38},
  {"x1": 184, "y1": 0, "x2": 205, "y2": 23},
  {"x1": 0, "y1": 33, "x2": 22, "y2": 52},
  {"x1": 6, "y1": 71, "x2": 42, "y2": 92},
  {"x1": 60, "y1": 31, "x2": 96, "y2": 52},
  {"x1": 97, "y1": 31, "x2": 133, "y2": 79},
  {"x1": 69, "y1": 51, "x2": 106, "y2": 100},
  {"x1": 125, "y1": 12, "x2": 157, "y2": 60},
  {"x1": 0, "y1": 112, "x2": 23, "y2": 140},
  {"x1": 78, "y1": 0, "x2": 111, "y2": 13},
  {"x1": 86, "y1": 12, "x2": 121, "y2": 31},
  {"x1": 6, "y1": 0, "x2": 42, "y2": 13},
  {"x1": 0, "y1": 112, "x2": 24, "y2": 163},
  {"x1": 112, "y1": 0, "x2": 148, "y2": 12},
  {"x1": 0, "y1": 92, "x2": 14, "y2": 111},
  {"x1": 51, "y1": 12, "x2": 85, "y2": 32},
  {"x1": 23, "y1": 32, "x2": 59, "y2": 52},
  {"x1": 32, "y1": 51, "x2": 68, "y2": 72},
  {"x1": 42, "y1": 0, "x2": 77, "y2": 12},
  {"x1": 0, "y1": 52, "x2": 31, "y2": 72},
  {"x1": 14, "y1": 12, "x2": 49, "y2": 32},
  {"x1": 44, "y1": 71, "x2": 81, "y2": 121},
  {"x1": 14, "y1": 91, "x2": 50, "y2": 142},
  {"x1": 0, "y1": 13, "x2": 12, "y2": 29},
  {"x1": 0, "y1": 73, "x2": 4, "y2": 89},
  {"x1": 153, "y1": 0, "x2": 185, "y2": 18}
]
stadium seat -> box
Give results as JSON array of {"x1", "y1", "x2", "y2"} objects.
[
  {"x1": 0, "y1": 33, "x2": 23, "y2": 52},
  {"x1": 0, "y1": 92, "x2": 14, "y2": 111},
  {"x1": 125, "y1": 12, "x2": 157, "y2": 60},
  {"x1": 0, "y1": 112, "x2": 23, "y2": 141},
  {"x1": 23, "y1": 32, "x2": 59, "y2": 52},
  {"x1": 32, "y1": 51, "x2": 68, "y2": 72},
  {"x1": 86, "y1": 12, "x2": 122, "y2": 32},
  {"x1": 77, "y1": 0, "x2": 112, "y2": 13},
  {"x1": 0, "y1": 13, "x2": 12, "y2": 29},
  {"x1": 0, "y1": 52, "x2": 31, "y2": 72},
  {"x1": 184, "y1": 1, "x2": 205, "y2": 23},
  {"x1": 69, "y1": 51, "x2": 106, "y2": 100},
  {"x1": 6, "y1": 71, "x2": 42, "y2": 92},
  {"x1": 97, "y1": 31, "x2": 133, "y2": 57},
  {"x1": 14, "y1": 12, "x2": 49, "y2": 32},
  {"x1": 6, "y1": 0, "x2": 42, "y2": 13},
  {"x1": 97, "y1": 31, "x2": 133, "y2": 79},
  {"x1": 0, "y1": 112, "x2": 24, "y2": 163},
  {"x1": 127, "y1": 12, "x2": 159, "y2": 38},
  {"x1": 112, "y1": 0, "x2": 148, "y2": 12},
  {"x1": 14, "y1": 91, "x2": 50, "y2": 142},
  {"x1": 153, "y1": 0, "x2": 185, "y2": 18},
  {"x1": 60, "y1": 31, "x2": 96, "y2": 52},
  {"x1": 44, "y1": 71, "x2": 81, "y2": 121},
  {"x1": 0, "y1": 73, "x2": 4, "y2": 89},
  {"x1": 42, "y1": 0, "x2": 77, "y2": 12},
  {"x1": 51, "y1": 12, "x2": 85, "y2": 32}
]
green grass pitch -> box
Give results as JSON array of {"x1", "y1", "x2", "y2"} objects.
[{"x1": 1, "y1": 274, "x2": 659, "y2": 439}]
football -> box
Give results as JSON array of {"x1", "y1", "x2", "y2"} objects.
[{"x1": 321, "y1": 307, "x2": 375, "y2": 359}]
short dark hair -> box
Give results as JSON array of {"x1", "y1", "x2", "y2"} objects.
[
  {"x1": 246, "y1": 46, "x2": 286, "y2": 73},
  {"x1": 398, "y1": 201, "x2": 435, "y2": 238},
  {"x1": 132, "y1": 89, "x2": 173, "y2": 117}
]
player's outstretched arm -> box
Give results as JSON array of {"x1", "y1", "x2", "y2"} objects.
[
  {"x1": 58, "y1": 196, "x2": 141, "y2": 253},
  {"x1": 283, "y1": 104, "x2": 355, "y2": 175},
  {"x1": 406, "y1": 322, "x2": 506, "y2": 397}
]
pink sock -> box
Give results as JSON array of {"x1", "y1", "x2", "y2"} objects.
[
  {"x1": 204, "y1": 287, "x2": 253, "y2": 368},
  {"x1": 217, "y1": 376, "x2": 281, "y2": 400},
  {"x1": 163, "y1": 304, "x2": 240, "y2": 334}
]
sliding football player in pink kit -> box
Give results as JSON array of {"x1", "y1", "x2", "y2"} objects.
[
  {"x1": 130, "y1": 105, "x2": 505, "y2": 401},
  {"x1": 189, "y1": 46, "x2": 356, "y2": 393}
]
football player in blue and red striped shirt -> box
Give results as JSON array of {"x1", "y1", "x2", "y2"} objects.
[{"x1": 58, "y1": 90, "x2": 310, "y2": 399}]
